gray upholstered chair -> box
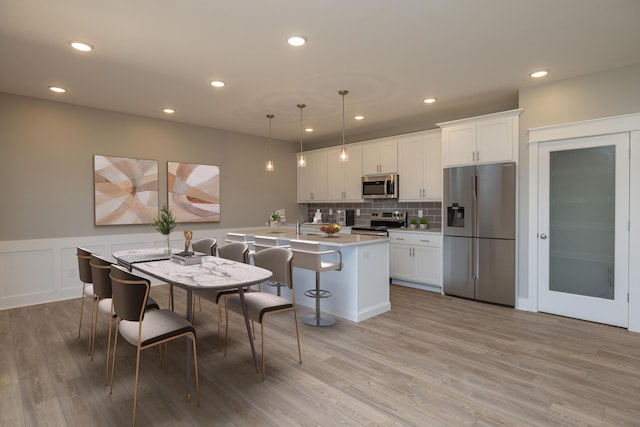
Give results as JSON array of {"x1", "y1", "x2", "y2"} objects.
[
  {"x1": 289, "y1": 239, "x2": 342, "y2": 327},
  {"x1": 224, "y1": 247, "x2": 301, "y2": 379},
  {"x1": 89, "y1": 254, "x2": 159, "y2": 385},
  {"x1": 253, "y1": 236, "x2": 291, "y2": 296},
  {"x1": 225, "y1": 233, "x2": 255, "y2": 256},
  {"x1": 76, "y1": 247, "x2": 94, "y2": 338},
  {"x1": 109, "y1": 265, "x2": 199, "y2": 426},
  {"x1": 171, "y1": 237, "x2": 217, "y2": 312},
  {"x1": 195, "y1": 242, "x2": 249, "y2": 349},
  {"x1": 191, "y1": 237, "x2": 217, "y2": 255}
]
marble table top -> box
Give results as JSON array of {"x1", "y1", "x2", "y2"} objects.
[{"x1": 113, "y1": 250, "x2": 272, "y2": 291}]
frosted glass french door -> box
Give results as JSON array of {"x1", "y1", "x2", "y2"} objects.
[{"x1": 538, "y1": 133, "x2": 629, "y2": 327}]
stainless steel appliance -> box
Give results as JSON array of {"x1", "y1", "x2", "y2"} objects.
[
  {"x1": 351, "y1": 212, "x2": 407, "y2": 236},
  {"x1": 443, "y1": 162, "x2": 516, "y2": 306},
  {"x1": 362, "y1": 174, "x2": 399, "y2": 199},
  {"x1": 335, "y1": 209, "x2": 355, "y2": 227}
]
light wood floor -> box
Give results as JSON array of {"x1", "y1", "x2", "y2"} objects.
[{"x1": 3, "y1": 284, "x2": 640, "y2": 426}]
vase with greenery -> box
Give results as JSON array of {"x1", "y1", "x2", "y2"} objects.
[
  {"x1": 409, "y1": 217, "x2": 417, "y2": 228},
  {"x1": 152, "y1": 205, "x2": 177, "y2": 254},
  {"x1": 419, "y1": 216, "x2": 428, "y2": 229},
  {"x1": 269, "y1": 211, "x2": 281, "y2": 227}
]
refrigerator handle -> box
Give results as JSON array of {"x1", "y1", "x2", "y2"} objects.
[
  {"x1": 474, "y1": 238, "x2": 479, "y2": 280},
  {"x1": 470, "y1": 238, "x2": 476, "y2": 280},
  {"x1": 472, "y1": 173, "x2": 478, "y2": 237}
]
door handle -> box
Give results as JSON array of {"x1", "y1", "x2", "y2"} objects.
[{"x1": 540, "y1": 233, "x2": 547, "y2": 239}]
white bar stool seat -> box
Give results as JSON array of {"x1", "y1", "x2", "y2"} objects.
[
  {"x1": 255, "y1": 236, "x2": 291, "y2": 295},
  {"x1": 290, "y1": 239, "x2": 342, "y2": 327}
]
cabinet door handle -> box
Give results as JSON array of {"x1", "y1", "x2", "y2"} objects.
[
  {"x1": 395, "y1": 237, "x2": 405, "y2": 241},
  {"x1": 420, "y1": 239, "x2": 431, "y2": 243},
  {"x1": 476, "y1": 150, "x2": 480, "y2": 162}
]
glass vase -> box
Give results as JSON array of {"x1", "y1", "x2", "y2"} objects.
[{"x1": 166, "y1": 234, "x2": 172, "y2": 255}]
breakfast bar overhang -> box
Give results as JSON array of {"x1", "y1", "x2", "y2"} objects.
[{"x1": 238, "y1": 229, "x2": 391, "y2": 322}]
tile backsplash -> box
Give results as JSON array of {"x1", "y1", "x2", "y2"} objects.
[{"x1": 306, "y1": 200, "x2": 442, "y2": 229}]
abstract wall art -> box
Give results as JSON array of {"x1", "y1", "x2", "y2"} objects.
[
  {"x1": 168, "y1": 161, "x2": 220, "y2": 223},
  {"x1": 94, "y1": 155, "x2": 159, "y2": 225}
]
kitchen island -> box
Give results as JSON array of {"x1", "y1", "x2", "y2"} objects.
[{"x1": 236, "y1": 228, "x2": 390, "y2": 322}]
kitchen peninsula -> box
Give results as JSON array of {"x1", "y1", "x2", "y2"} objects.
[{"x1": 237, "y1": 228, "x2": 390, "y2": 322}]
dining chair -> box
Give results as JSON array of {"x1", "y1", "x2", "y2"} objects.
[
  {"x1": 109, "y1": 264, "x2": 199, "y2": 426},
  {"x1": 289, "y1": 239, "x2": 342, "y2": 327},
  {"x1": 224, "y1": 246, "x2": 302, "y2": 380},
  {"x1": 89, "y1": 254, "x2": 160, "y2": 385},
  {"x1": 76, "y1": 247, "x2": 94, "y2": 339},
  {"x1": 195, "y1": 242, "x2": 249, "y2": 350},
  {"x1": 253, "y1": 236, "x2": 290, "y2": 296}
]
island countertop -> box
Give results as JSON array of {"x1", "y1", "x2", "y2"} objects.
[{"x1": 244, "y1": 228, "x2": 389, "y2": 247}]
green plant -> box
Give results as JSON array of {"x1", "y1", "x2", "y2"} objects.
[
  {"x1": 419, "y1": 216, "x2": 428, "y2": 224},
  {"x1": 410, "y1": 218, "x2": 417, "y2": 225},
  {"x1": 152, "y1": 205, "x2": 177, "y2": 235},
  {"x1": 271, "y1": 212, "x2": 281, "y2": 223}
]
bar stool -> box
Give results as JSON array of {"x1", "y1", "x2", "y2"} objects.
[{"x1": 290, "y1": 239, "x2": 342, "y2": 327}]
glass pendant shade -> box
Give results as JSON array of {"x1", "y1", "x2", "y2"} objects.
[
  {"x1": 339, "y1": 146, "x2": 348, "y2": 162},
  {"x1": 338, "y1": 89, "x2": 349, "y2": 162},
  {"x1": 265, "y1": 114, "x2": 275, "y2": 172},
  {"x1": 297, "y1": 103, "x2": 307, "y2": 168}
]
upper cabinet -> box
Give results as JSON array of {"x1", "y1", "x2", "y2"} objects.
[
  {"x1": 362, "y1": 139, "x2": 397, "y2": 174},
  {"x1": 438, "y1": 109, "x2": 523, "y2": 167},
  {"x1": 327, "y1": 145, "x2": 363, "y2": 202},
  {"x1": 297, "y1": 149, "x2": 328, "y2": 202},
  {"x1": 397, "y1": 130, "x2": 442, "y2": 201}
]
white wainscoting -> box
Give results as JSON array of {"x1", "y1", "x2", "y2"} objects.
[{"x1": 0, "y1": 230, "x2": 235, "y2": 311}]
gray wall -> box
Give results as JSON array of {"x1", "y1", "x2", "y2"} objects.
[
  {"x1": 517, "y1": 62, "x2": 640, "y2": 299},
  {"x1": 1, "y1": 92, "x2": 304, "y2": 241}
]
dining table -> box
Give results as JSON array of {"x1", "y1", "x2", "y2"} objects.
[{"x1": 112, "y1": 248, "x2": 273, "y2": 397}]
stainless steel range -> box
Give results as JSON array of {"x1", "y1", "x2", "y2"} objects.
[{"x1": 351, "y1": 212, "x2": 407, "y2": 236}]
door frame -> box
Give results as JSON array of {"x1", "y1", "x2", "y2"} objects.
[{"x1": 528, "y1": 112, "x2": 640, "y2": 331}]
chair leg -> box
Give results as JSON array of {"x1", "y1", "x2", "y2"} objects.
[
  {"x1": 109, "y1": 322, "x2": 120, "y2": 395},
  {"x1": 88, "y1": 297, "x2": 98, "y2": 358},
  {"x1": 293, "y1": 308, "x2": 302, "y2": 365},
  {"x1": 216, "y1": 300, "x2": 222, "y2": 351},
  {"x1": 260, "y1": 322, "x2": 265, "y2": 379},
  {"x1": 169, "y1": 284, "x2": 174, "y2": 311},
  {"x1": 191, "y1": 335, "x2": 200, "y2": 406},
  {"x1": 105, "y1": 314, "x2": 114, "y2": 386},
  {"x1": 224, "y1": 306, "x2": 229, "y2": 357},
  {"x1": 78, "y1": 283, "x2": 86, "y2": 337},
  {"x1": 132, "y1": 347, "x2": 142, "y2": 427}
]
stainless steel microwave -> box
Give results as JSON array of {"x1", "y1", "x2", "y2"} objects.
[{"x1": 362, "y1": 174, "x2": 399, "y2": 199}]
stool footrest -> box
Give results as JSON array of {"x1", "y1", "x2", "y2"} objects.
[{"x1": 304, "y1": 289, "x2": 331, "y2": 299}]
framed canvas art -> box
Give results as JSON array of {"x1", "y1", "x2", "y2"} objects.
[
  {"x1": 94, "y1": 155, "x2": 159, "y2": 225},
  {"x1": 168, "y1": 161, "x2": 220, "y2": 223}
]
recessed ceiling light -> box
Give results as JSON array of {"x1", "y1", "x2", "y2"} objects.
[
  {"x1": 304, "y1": 127, "x2": 314, "y2": 133},
  {"x1": 530, "y1": 70, "x2": 548, "y2": 78},
  {"x1": 287, "y1": 35, "x2": 307, "y2": 47},
  {"x1": 423, "y1": 98, "x2": 437, "y2": 104},
  {"x1": 69, "y1": 41, "x2": 94, "y2": 52},
  {"x1": 354, "y1": 115, "x2": 365, "y2": 120},
  {"x1": 163, "y1": 108, "x2": 175, "y2": 114},
  {"x1": 210, "y1": 80, "x2": 225, "y2": 88},
  {"x1": 49, "y1": 86, "x2": 66, "y2": 93}
]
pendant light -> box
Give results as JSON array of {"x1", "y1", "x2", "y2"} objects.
[
  {"x1": 297, "y1": 104, "x2": 307, "y2": 167},
  {"x1": 265, "y1": 114, "x2": 275, "y2": 172},
  {"x1": 338, "y1": 90, "x2": 349, "y2": 162}
]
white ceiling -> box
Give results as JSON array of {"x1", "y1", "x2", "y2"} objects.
[{"x1": 1, "y1": 0, "x2": 640, "y2": 144}]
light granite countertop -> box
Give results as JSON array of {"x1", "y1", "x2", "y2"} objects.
[{"x1": 242, "y1": 228, "x2": 389, "y2": 247}]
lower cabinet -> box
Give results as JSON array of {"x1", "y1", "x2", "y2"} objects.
[{"x1": 389, "y1": 232, "x2": 441, "y2": 287}]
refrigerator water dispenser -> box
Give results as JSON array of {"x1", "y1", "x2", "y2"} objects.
[{"x1": 447, "y1": 204, "x2": 465, "y2": 227}]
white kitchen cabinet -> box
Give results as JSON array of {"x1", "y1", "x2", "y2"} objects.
[
  {"x1": 389, "y1": 231, "x2": 441, "y2": 287},
  {"x1": 439, "y1": 109, "x2": 522, "y2": 167},
  {"x1": 397, "y1": 130, "x2": 442, "y2": 201},
  {"x1": 297, "y1": 149, "x2": 328, "y2": 202},
  {"x1": 362, "y1": 139, "x2": 397, "y2": 174},
  {"x1": 327, "y1": 145, "x2": 363, "y2": 201}
]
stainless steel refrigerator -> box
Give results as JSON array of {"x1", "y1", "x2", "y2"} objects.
[{"x1": 443, "y1": 162, "x2": 516, "y2": 306}]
